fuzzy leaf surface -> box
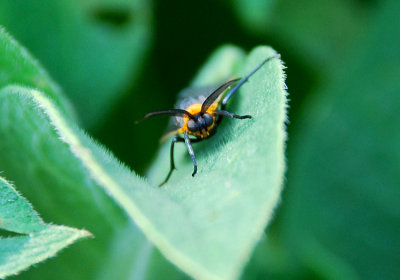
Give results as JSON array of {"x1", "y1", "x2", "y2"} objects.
[
  {"x1": 0, "y1": 177, "x2": 90, "y2": 278},
  {"x1": 0, "y1": 45, "x2": 286, "y2": 280}
]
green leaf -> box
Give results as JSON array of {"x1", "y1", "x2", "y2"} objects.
[
  {"x1": 0, "y1": 27, "x2": 76, "y2": 120},
  {"x1": 96, "y1": 229, "x2": 186, "y2": 280},
  {"x1": 0, "y1": 176, "x2": 90, "y2": 278},
  {"x1": 0, "y1": 45, "x2": 286, "y2": 279},
  {"x1": 0, "y1": 28, "x2": 149, "y2": 280},
  {"x1": 146, "y1": 45, "x2": 287, "y2": 279},
  {"x1": 0, "y1": 0, "x2": 152, "y2": 128},
  {"x1": 0, "y1": 177, "x2": 45, "y2": 235},
  {"x1": 275, "y1": 0, "x2": 400, "y2": 279}
]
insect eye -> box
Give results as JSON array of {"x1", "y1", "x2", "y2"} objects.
[
  {"x1": 187, "y1": 119, "x2": 198, "y2": 132},
  {"x1": 203, "y1": 113, "x2": 213, "y2": 127}
]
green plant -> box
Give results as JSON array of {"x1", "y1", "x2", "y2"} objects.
[
  {"x1": 0, "y1": 28, "x2": 287, "y2": 279},
  {"x1": 0, "y1": 176, "x2": 90, "y2": 278},
  {"x1": 2, "y1": 0, "x2": 399, "y2": 279}
]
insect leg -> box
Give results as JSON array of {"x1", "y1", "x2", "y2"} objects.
[
  {"x1": 159, "y1": 136, "x2": 184, "y2": 187},
  {"x1": 184, "y1": 131, "x2": 198, "y2": 177},
  {"x1": 221, "y1": 54, "x2": 280, "y2": 110},
  {"x1": 159, "y1": 135, "x2": 204, "y2": 186},
  {"x1": 213, "y1": 109, "x2": 252, "y2": 119}
]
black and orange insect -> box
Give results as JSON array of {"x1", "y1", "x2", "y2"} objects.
[{"x1": 138, "y1": 54, "x2": 280, "y2": 186}]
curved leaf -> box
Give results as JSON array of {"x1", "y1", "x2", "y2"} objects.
[
  {"x1": 0, "y1": 177, "x2": 90, "y2": 278},
  {"x1": 146, "y1": 46, "x2": 287, "y2": 279},
  {"x1": 0, "y1": 28, "x2": 151, "y2": 280},
  {"x1": 0, "y1": 45, "x2": 286, "y2": 280}
]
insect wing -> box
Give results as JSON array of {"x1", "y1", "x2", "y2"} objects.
[{"x1": 176, "y1": 85, "x2": 220, "y2": 109}]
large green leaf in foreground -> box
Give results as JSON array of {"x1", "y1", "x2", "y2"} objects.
[
  {"x1": 0, "y1": 27, "x2": 143, "y2": 279},
  {"x1": 0, "y1": 45, "x2": 286, "y2": 279},
  {"x1": 0, "y1": 177, "x2": 90, "y2": 278}
]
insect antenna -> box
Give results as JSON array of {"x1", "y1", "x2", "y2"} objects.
[
  {"x1": 221, "y1": 54, "x2": 281, "y2": 107},
  {"x1": 200, "y1": 79, "x2": 240, "y2": 114},
  {"x1": 136, "y1": 109, "x2": 195, "y2": 124},
  {"x1": 213, "y1": 110, "x2": 252, "y2": 119}
]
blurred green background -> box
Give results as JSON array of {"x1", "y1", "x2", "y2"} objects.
[{"x1": 1, "y1": 0, "x2": 399, "y2": 279}]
